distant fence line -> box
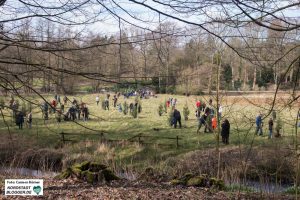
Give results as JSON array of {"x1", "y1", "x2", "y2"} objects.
[{"x1": 59, "y1": 132, "x2": 182, "y2": 148}]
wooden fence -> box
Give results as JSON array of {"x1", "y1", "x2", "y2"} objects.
[
  {"x1": 60, "y1": 132, "x2": 104, "y2": 144},
  {"x1": 60, "y1": 132, "x2": 182, "y2": 148},
  {"x1": 128, "y1": 133, "x2": 182, "y2": 148}
]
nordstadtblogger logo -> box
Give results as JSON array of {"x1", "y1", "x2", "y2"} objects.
[
  {"x1": 33, "y1": 186, "x2": 42, "y2": 195},
  {"x1": 5, "y1": 179, "x2": 43, "y2": 196}
]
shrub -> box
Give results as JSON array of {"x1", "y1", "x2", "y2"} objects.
[
  {"x1": 138, "y1": 104, "x2": 142, "y2": 113},
  {"x1": 123, "y1": 101, "x2": 128, "y2": 115},
  {"x1": 101, "y1": 99, "x2": 106, "y2": 110},
  {"x1": 158, "y1": 103, "x2": 164, "y2": 116},
  {"x1": 131, "y1": 106, "x2": 138, "y2": 118},
  {"x1": 163, "y1": 100, "x2": 167, "y2": 113},
  {"x1": 135, "y1": 97, "x2": 142, "y2": 113},
  {"x1": 275, "y1": 116, "x2": 283, "y2": 137},
  {"x1": 183, "y1": 102, "x2": 190, "y2": 120}
]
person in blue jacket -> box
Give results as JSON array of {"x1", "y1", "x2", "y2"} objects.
[{"x1": 255, "y1": 113, "x2": 263, "y2": 136}]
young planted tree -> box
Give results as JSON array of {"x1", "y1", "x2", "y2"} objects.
[
  {"x1": 158, "y1": 103, "x2": 164, "y2": 116},
  {"x1": 131, "y1": 106, "x2": 138, "y2": 118},
  {"x1": 123, "y1": 102, "x2": 128, "y2": 115},
  {"x1": 163, "y1": 100, "x2": 167, "y2": 113},
  {"x1": 183, "y1": 102, "x2": 190, "y2": 120}
]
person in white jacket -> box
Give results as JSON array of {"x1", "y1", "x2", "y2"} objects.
[
  {"x1": 218, "y1": 104, "x2": 223, "y2": 119},
  {"x1": 96, "y1": 95, "x2": 100, "y2": 106}
]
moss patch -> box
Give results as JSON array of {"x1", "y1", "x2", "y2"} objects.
[{"x1": 56, "y1": 161, "x2": 119, "y2": 184}]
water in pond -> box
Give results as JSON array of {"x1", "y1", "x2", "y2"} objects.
[
  {"x1": 0, "y1": 167, "x2": 57, "y2": 177},
  {"x1": 228, "y1": 180, "x2": 292, "y2": 193}
]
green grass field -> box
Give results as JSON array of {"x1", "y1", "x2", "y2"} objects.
[{"x1": 0, "y1": 93, "x2": 299, "y2": 171}]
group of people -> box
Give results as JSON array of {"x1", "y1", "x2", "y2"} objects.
[
  {"x1": 195, "y1": 99, "x2": 229, "y2": 145},
  {"x1": 8, "y1": 91, "x2": 291, "y2": 146},
  {"x1": 64, "y1": 98, "x2": 89, "y2": 122},
  {"x1": 166, "y1": 97, "x2": 178, "y2": 108},
  {"x1": 255, "y1": 111, "x2": 279, "y2": 139},
  {"x1": 166, "y1": 97, "x2": 181, "y2": 128},
  {"x1": 40, "y1": 95, "x2": 90, "y2": 123},
  {"x1": 8, "y1": 97, "x2": 32, "y2": 129},
  {"x1": 167, "y1": 97, "x2": 229, "y2": 144},
  {"x1": 96, "y1": 93, "x2": 120, "y2": 110}
]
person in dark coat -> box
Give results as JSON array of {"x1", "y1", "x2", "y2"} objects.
[
  {"x1": 268, "y1": 118, "x2": 274, "y2": 139},
  {"x1": 82, "y1": 104, "x2": 89, "y2": 121},
  {"x1": 255, "y1": 113, "x2": 263, "y2": 136},
  {"x1": 173, "y1": 109, "x2": 182, "y2": 128},
  {"x1": 16, "y1": 111, "x2": 24, "y2": 129},
  {"x1": 69, "y1": 106, "x2": 76, "y2": 121},
  {"x1": 221, "y1": 119, "x2": 230, "y2": 144},
  {"x1": 63, "y1": 96, "x2": 68, "y2": 104},
  {"x1": 197, "y1": 113, "x2": 207, "y2": 133},
  {"x1": 113, "y1": 95, "x2": 118, "y2": 107}
]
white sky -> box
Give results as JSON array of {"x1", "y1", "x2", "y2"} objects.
[{"x1": 0, "y1": 0, "x2": 299, "y2": 38}]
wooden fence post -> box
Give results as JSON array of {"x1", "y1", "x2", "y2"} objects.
[
  {"x1": 138, "y1": 133, "x2": 142, "y2": 144},
  {"x1": 138, "y1": 134, "x2": 141, "y2": 144},
  {"x1": 61, "y1": 132, "x2": 65, "y2": 144},
  {"x1": 100, "y1": 132, "x2": 104, "y2": 142}
]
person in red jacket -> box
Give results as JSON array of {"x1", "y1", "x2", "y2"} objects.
[
  {"x1": 212, "y1": 116, "x2": 217, "y2": 130},
  {"x1": 52, "y1": 99, "x2": 57, "y2": 113},
  {"x1": 166, "y1": 100, "x2": 170, "y2": 108},
  {"x1": 196, "y1": 100, "x2": 201, "y2": 108}
]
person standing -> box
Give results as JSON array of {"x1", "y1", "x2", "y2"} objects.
[
  {"x1": 117, "y1": 103, "x2": 122, "y2": 112},
  {"x1": 172, "y1": 98, "x2": 177, "y2": 107},
  {"x1": 52, "y1": 99, "x2": 57, "y2": 113},
  {"x1": 268, "y1": 118, "x2": 274, "y2": 139},
  {"x1": 255, "y1": 113, "x2": 263, "y2": 136},
  {"x1": 82, "y1": 104, "x2": 89, "y2": 121},
  {"x1": 96, "y1": 95, "x2": 100, "y2": 106},
  {"x1": 196, "y1": 100, "x2": 201, "y2": 109},
  {"x1": 63, "y1": 96, "x2": 68, "y2": 104},
  {"x1": 173, "y1": 108, "x2": 182, "y2": 128},
  {"x1": 27, "y1": 112, "x2": 32, "y2": 128},
  {"x1": 113, "y1": 95, "x2": 118, "y2": 107},
  {"x1": 218, "y1": 104, "x2": 223, "y2": 119},
  {"x1": 195, "y1": 108, "x2": 201, "y2": 119},
  {"x1": 60, "y1": 103, "x2": 64, "y2": 113},
  {"x1": 221, "y1": 119, "x2": 230, "y2": 144},
  {"x1": 105, "y1": 95, "x2": 109, "y2": 110},
  {"x1": 57, "y1": 95, "x2": 61, "y2": 104},
  {"x1": 43, "y1": 102, "x2": 49, "y2": 120},
  {"x1": 197, "y1": 114, "x2": 207, "y2": 134},
  {"x1": 17, "y1": 111, "x2": 24, "y2": 129},
  {"x1": 166, "y1": 100, "x2": 170, "y2": 108},
  {"x1": 212, "y1": 116, "x2": 217, "y2": 130}
]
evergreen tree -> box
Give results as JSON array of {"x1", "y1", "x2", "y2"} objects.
[
  {"x1": 158, "y1": 103, "x2": 164, "y2": 116},
  {"x1": 123, "y1": 101, "x2": 128, "y2": 115},
  {"x1": 183, "y1": 102, "x2": 190, "y2": 120}
]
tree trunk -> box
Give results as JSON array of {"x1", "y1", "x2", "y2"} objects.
[{"x1": 253, "y1": 66, "x2": 257, "y2": 90}]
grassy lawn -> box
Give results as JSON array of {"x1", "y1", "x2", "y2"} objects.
[{"x1": 0, "y1": 93, "x2": 299, "y2": 170}]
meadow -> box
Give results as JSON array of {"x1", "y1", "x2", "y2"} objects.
[{"x1": 0, "y1": 92, "x2": 299, "y2": 179}]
